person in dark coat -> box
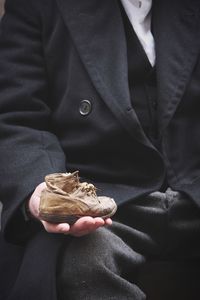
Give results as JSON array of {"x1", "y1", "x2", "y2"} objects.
[{"x1": 1, "y1": 0, "x2": 200, "y2": 299}]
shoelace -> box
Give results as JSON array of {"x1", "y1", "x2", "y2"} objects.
[{"x1": 78, "y1": 182, "x2": 97, "y2": 196}]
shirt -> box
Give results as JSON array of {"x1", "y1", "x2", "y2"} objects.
[{"x1": 120, "y1": 0, "x2": 155, "y2": 66}]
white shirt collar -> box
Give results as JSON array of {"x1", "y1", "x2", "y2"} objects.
[{"x1": 120, "y1": 0, "x2": 156, "y2": 66}]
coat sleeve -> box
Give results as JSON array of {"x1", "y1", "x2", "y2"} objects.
[{"x1": 0, "y1": 0, "x2": 66, "y2": 244}]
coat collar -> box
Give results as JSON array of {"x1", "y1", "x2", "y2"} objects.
[
  {"x1": 153, "y1": 0, "x2": 200, "y2": 135},
  {"x1": 56, "y1": 0, "x2": 154, "y2": 148}
]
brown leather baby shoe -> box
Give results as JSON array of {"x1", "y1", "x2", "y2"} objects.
[{"x1": 39, "y1": 171, "x2": 117, "y2": 224}]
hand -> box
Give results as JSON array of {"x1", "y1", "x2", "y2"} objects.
[
  {"x1": 28, "y1": 183, "x2": 112, "y2": 237},
  {"x1": 41, "y1": 216, "x2": 112, "y2": 237}
]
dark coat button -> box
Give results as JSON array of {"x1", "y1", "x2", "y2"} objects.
[{"x1": 79, "y1": 100, "x2": 92, "y2": 115}]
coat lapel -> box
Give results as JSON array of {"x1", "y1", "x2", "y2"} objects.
[
  {"x1": 153, "y1": 0, "x2": 200, "y2": 135},
  {"x1": 56, "y1": 0, "x2": 153, "y2": 148}
]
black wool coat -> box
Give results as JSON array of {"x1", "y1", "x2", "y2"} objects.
[{"x1": 0, "y1": 0, "x2": 200, "y2": 299}]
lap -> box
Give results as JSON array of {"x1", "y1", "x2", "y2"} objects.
[
  {"x1": 57, "y1": 190, "x2": 200, "y2": 300},
  {"x1": 57, "y1": 223, "x2": 200, "y2": 300}
]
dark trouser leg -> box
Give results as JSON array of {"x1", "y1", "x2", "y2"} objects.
[
  {"x1": 132, "y1": 189, "x2": 200, "y2": 300},
  {"x1": 57, "y1": 227, "x2": 146, "y2": 300},
  {"x1": 56, "y1": 191, "x2": 168, "y2": 300},
  {"x1": 57, "y1": 190, "x2": 200, "y2": 300}
]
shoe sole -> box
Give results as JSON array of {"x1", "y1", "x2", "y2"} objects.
[{"x1": 39, "y1": 207, "x2": 117, "y2": 225}]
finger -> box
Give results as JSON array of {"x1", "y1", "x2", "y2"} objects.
[
  {"x1": 104, "y1": 218, "x2": 112, "y2": 226},
  {"x1": 69, "y1": 217, "x2": 105, "y2": 237},
  {"x1": 41, "y1": 220, "x2": 70, "y2": 234},
  {"x1": 69, "y1": 216, "x2": 96, "y2": 233}
]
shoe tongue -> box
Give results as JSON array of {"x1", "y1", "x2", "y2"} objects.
[
  {"x1": 62, "y1": 179, "x2": 78, "y2": 193},
  {"x1": 45, "y1": 171, "x2": 79, "y2": 194}
]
